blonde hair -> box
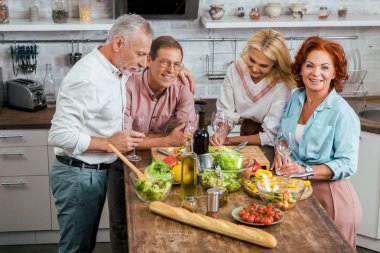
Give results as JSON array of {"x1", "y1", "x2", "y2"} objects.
[{"x1": 241, "y1": 29, "x2": 296, "y2": 88}]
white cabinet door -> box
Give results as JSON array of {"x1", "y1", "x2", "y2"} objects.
[
  {"x1": 351, "y1": 131, "x2": 380, "y2": 239},
  {"x1": 0, "y1": 176, "x2": 51, "y2": 232}
]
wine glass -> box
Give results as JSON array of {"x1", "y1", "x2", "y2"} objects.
[
  {"x1": 274, "y1": 130, "x2": 294, "y2": 175},
  {"x1": 125, "y1": 115, "x2": 145, "y2": 162},
  {"x1": 184, "y1": 115, "x2": 197, "y2": 148},
  {"x1": 211, "y1": 111, "x2": 229, "y2": 144}
]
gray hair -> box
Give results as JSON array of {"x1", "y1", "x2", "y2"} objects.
[{"x1": 107, "y1": 14, "x2": 153, "y2": 44}]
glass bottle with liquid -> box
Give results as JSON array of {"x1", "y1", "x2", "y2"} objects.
[
  {"x1": 180, "y1": 149, "x2": 197, "y2": 200},
  {"x1": 215, "y1": 170, "x2": 228, "y2": 207},
  {"x1": 43, "y1": 64, "x2": 56, "y2": 108},
  {"x1": 193, "y1": 110, "x2": 209, "y2": 155}
]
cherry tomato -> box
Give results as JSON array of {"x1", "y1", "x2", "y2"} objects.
[
  {"x1": 274, "y1": 211, "x2": 282, "y2": 221},
  {"x1": 242, "y1": 213, "x2": 250, "y2": 221},
  {"x1": 247, "y1": 215, "x2": 255, "y2": 223},
  {"x1": 254, "y1": 216, "x2": 261, "y2": 223},
  {"x1": 257, "y1": 205, "x2": 265, "y2": 214},
  {"x1": 239, "y1": 209, "x2": 246, "y2": 217}
]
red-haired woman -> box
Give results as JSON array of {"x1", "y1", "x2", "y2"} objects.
[{"x1": 272, "y1": 36, "x2": 362, "y2": 246}]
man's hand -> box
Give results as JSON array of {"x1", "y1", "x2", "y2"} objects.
[
  {"x1": 166, "y1": 123, "x2": 187, "y2": 146},
  {"x1": 109, "y1": 129, "x2": 145, "y2": 153},
  {"x1": 178, "y1": 67, "x2": 195, "y2": 93}
]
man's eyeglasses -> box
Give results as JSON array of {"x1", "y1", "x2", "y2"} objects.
[{"x1": 159, "y1": 59, "x2": 184, "y2": 71}]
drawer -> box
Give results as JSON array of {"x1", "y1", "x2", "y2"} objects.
[
  {"x1": 0, "y1": 176, "x2": 51, "y2": 232},
  {"x1": 0, "y1": 147, "x2": 49, "y2": 176},
  {"x1": 0, "y1": 130, "x2": 48, "y2": 147}
]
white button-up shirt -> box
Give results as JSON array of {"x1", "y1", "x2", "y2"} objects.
[{"x1": 48, "y1": 46, "x2": 128, "y2": 164}]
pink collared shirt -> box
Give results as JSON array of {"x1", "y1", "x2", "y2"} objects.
[{"x1": 125, "y1": 69, "x2": 197, "y2": 134}]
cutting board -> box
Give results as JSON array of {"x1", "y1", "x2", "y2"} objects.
[{"x1": 151, "y1": 145, "x2": 271, "y2": 169}]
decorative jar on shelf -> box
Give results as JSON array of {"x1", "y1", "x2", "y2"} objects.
[
  {"x1": 209, "y1": 4, "x2": 225, "y2": 20},
  {"x1": 249, "y1": 8, "x2": 261, "y2": 20},
  {"x1": 318, "y1": 6, "x2": 330, "y2": 20},
  {"x1": 79, "y1": 0, "x2": 91, "y2": 22},
  {"x1": 52, "y1": 0, "x2": 69, "y2": 23},
  {"x1": 266, "y1": 3, "x2": 281, "y2": 18},
  {"x1": 0, "y1": 0, "x2": 9, "y2": 24}
]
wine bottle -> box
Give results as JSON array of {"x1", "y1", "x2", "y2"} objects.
[{"x1": 193, "y1": 110, "x2": 209, "y2": 155}]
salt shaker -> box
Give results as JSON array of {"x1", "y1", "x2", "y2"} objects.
[{"x1": 206, "y1": 188, "x2": 220, "y2": 218}]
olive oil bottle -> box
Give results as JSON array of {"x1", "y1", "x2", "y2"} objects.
[{"x1": 180, "y1": 151, "x2": 197, "y2": 200}]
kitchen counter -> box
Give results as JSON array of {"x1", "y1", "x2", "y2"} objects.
[
  {"x1": 0, "y1": 97, "x2": 378, "y2": 134},
  {"x1": 0, "y1": 107, "x2": 55, "y2": 129},
  {"x1": 124, "y1": 148, "x2": 356, "y2": 253}
]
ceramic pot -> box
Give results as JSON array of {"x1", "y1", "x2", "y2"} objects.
[
  {"x1": 209, "y1": 4, "x2": 225, "y2": 20},
  {"x1": 266, "y1": 3, "x2": 281, "y2": 18},
  {"x1": 289, "y1": 3, "x2": 307, "y2": 18}
]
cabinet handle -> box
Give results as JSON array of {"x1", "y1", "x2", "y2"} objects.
[
  {"x1": 0, "y1": 152, "x2": 25, "y2": 156},
  {"x1": 0, "y1": 134, "x2": 24, "y2": 139},
  {"x1": 1, "y1": 181, "x2": 26, "y2": 186}
]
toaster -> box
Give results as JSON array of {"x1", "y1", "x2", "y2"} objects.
[{"x1": 7, "y1": 78, "x2": 47, "y2": 111}]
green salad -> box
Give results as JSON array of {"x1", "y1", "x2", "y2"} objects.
[
  {"x1": 209, "y1": 146, "x2": 243, "y2": 170},
  {"x1": 200, "y1": 170, "x2": 242, "y2": 192},
  {"x1": 134, "y1": 159, "x2": 173, "y2": 202},
  {"x1": 200, "y1": 146, "x2": 244, "y2": 192}
]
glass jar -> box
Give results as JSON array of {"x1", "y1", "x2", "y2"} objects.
[
  {"x1": 181, "y1": 196, "x2": 197, "y2": 212},
  {"x1": 0, "y1": 0, "x2": 9, "y2": 24},
  {"x1": 249, "y1": 8, "x2": 261, "y2": 20},
  {"x1": 52, "y1": 0, "x2": 69, "y2": 23},
  {"x1": 79, "y1": 0, "x2": 91, "y2": 22},
  {"x1": 43, "y1": 64, "x2": 56, "y2": 108},
  {"x1": 237, "y1": 7, "x2": 245, "y2": 18},
  {"x1": 318, "y1": 6, "x2": 329, "y2": 20}
]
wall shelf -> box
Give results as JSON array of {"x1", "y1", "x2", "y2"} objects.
[
  {"x1": 0, "y1": 18, "x2": 115, "y2": 32},
  {"x1": 201, "y1": 14, "x2": 380, "y2": 29}
]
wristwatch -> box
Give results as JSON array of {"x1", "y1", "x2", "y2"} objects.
[{"x1": 305, "y1": 166, "x2": 314, "y2": 180}]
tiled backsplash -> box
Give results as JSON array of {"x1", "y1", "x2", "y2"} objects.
[{"x1": 0, "y1": 0, "x2": 379, "y2": 98}]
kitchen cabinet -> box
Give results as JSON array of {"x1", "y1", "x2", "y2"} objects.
[
  {"x1": 0, "y1": 129, "x2": 50, "y2": 232},
  {"x1": 351, "y1": 131, "x2": 380, "y2": 251},
  {"x1": 0, "y1": 129, "x2": 110, "y2": 244}
]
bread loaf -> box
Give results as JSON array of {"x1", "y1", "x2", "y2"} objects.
[{"x1": 149, "y1": 201, "x2": 277, "y2": 248}]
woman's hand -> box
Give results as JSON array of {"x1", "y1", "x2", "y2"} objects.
[
  {"x1": 271, "y1": 153, "x2": 292, "y2": 171},
  {"x1": 275, "y1": 162, "x2": 306, "y2": 176},
  {"x1": 209, "y1": 134, "x2": 227, "y2": 146},
  {"x1": 178, "y1": 68, "x2": 195, "y2": 94}
]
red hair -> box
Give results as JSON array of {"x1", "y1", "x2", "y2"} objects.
[{"x1": 291, "y1": 36, "x2": 347, "y2": 92}]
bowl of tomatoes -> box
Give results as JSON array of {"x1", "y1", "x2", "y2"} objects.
[{"x1": 255, "y1": 177, "x2": 306, "y2": 211}]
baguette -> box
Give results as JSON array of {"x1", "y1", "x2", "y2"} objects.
[{"x1": 149, "y1": 201, "x2": 277, "y2": 248}]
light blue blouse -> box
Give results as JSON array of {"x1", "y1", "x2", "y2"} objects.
[{"x1": 280, "y1": 88, "x2": 360, "y2": 180}]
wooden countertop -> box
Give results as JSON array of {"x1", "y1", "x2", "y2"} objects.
[
  {"x1": 0, "y1": 107, "x2": 55, "y2": 129},
  {"x1": 0, "y1": 97, "x2": 378, "y2": 134},
  {"x1": 124, "y1": 148, "x2": 355, "y2": 253}
]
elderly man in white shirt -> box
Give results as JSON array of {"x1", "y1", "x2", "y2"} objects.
[{"x1": 48, "y1": 14, "x2": 151, "y2": 253}]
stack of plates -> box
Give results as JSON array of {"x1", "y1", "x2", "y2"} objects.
[{"x1": 346, "y1": 48, "x2": 362, "y2": 84}]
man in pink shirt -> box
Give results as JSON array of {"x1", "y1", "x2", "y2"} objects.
[
  {"x1": 108, "y1": 36, "x2": 197, "y2": 253},
  {"x1": 125, "y1": 35, "x2": 197, "y2": 148}
]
